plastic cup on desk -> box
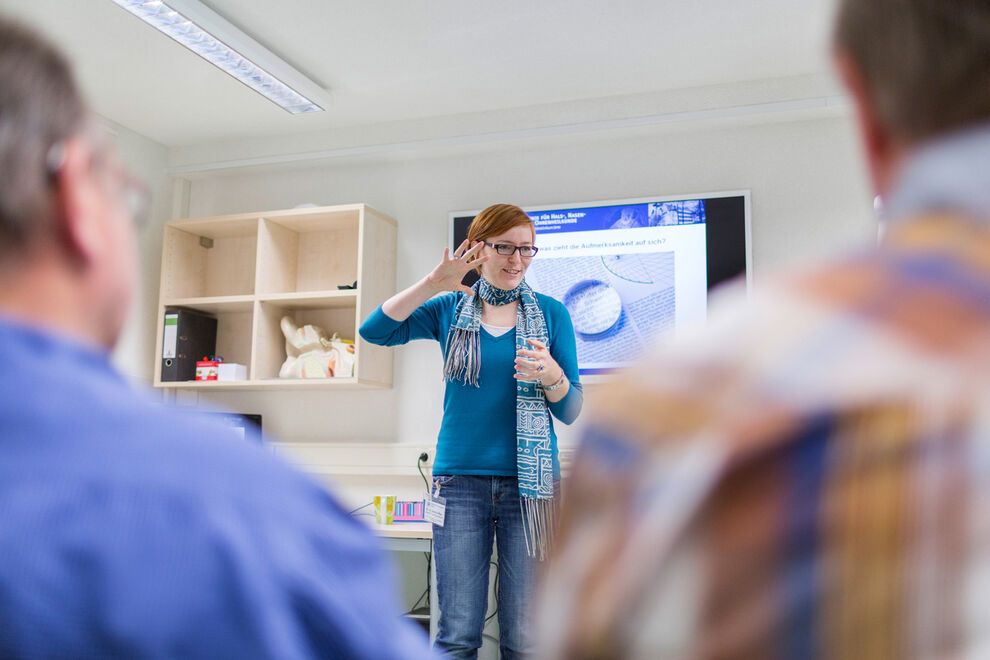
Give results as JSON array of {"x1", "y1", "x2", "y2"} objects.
[{"x1": 374, "y1": 495, "x2": 395, "y2": 525}]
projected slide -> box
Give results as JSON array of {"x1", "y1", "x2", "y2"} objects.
[
  {"x1": 451, "y1": 192, "x2": 749, "y2": 376},
  {"x1": 524, "y1": 200, "x2": 708, "y2": 374}
]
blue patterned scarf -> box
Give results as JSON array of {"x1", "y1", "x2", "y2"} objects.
[{"x1": 443, "y1": 277, "x2": 555, "y2": 559}]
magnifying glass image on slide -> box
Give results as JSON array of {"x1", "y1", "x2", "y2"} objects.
[
  {"x1": 602, "y1": 254, "x2": 656, "y2": 284},
  {"x1": 563, "y1": 279, "x2": 623, "y2": 339}
]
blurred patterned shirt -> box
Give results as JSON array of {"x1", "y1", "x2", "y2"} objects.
[{"x1": 537, "y1": 123, "x2": 990, "y2": 659}]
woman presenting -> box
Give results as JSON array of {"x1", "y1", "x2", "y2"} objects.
[{"x1": 359, "y1": 203, "x2": 582, "y2": 659}]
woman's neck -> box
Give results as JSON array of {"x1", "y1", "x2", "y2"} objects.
[{"x1": 481, "y1": 299, "x2": 518, "y2": 325}]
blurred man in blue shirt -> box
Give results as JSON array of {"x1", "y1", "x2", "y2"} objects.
[
  {"x1": 537, "y1": 1, "x2": 990, "y2": 658},
  {"x1": 0, "y1": 17, "x2": 434, "y2": 659}
]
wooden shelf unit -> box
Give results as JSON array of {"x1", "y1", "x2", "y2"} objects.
[{"x1": 153, "y1": 204, "x2": 396, "y2": 390}]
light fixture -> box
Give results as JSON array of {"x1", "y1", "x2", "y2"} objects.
[{"x1": 110, "y1": 0, "x2": 327, "y2": 114}]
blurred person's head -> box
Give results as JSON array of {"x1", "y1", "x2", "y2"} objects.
[
  {"x1": 0, "y1": 17, "x2": 141, "y2": 349},
  {"x1": 833, "y1": 0, "x2": 990, "y2": 196}
]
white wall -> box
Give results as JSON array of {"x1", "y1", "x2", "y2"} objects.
[
  {"x1": 181, "y1": 112, "x2": 874, "y2": 454},
  {"x1": 108, "y1": 119, "x2": 171, "y2": 385}
]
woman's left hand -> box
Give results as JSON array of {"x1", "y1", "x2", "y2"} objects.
[{"x1": 514, "y1": 338, "x2": 562, "y2": 384}]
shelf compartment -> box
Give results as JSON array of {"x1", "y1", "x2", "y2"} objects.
[
  {"x1": 256, "y1": 213, "x2": 360, "y2": 295},
  {"x1": 155, "y1": 302, "x2": 255, "y2": 385},
  {"x1": 160, "y1": 219, "x2": 258, "y2": 298},
  {"x1": 253, "y1": 300, "x2": 359, "y2": 381}
]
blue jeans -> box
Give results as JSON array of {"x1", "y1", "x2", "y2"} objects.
[{"x1": 432, "y1": 475, "x2": 536, "y2": 660}]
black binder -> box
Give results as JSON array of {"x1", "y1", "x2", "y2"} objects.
[{"x1": 161, "y1": 308, "x2": 217, "y2": 382}]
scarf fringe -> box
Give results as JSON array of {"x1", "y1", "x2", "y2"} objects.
[
  {"x1": 443, "y1": 326, "x2": 481, "y2": 386},
  {"x1": 522, "y1": 495, "x2": 556, "y2": 561}
]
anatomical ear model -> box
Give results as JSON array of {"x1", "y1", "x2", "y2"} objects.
[{"x1": 278, "y1": 316, "x2": 355, "y2": 379}]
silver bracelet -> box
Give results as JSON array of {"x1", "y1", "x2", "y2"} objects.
[{"x1": 543, "y1": 372, "x2": 567, "y2": 392}]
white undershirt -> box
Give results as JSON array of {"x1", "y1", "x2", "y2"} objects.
[{"x1": 480, "y1": 322, "x2": 514, "y2": 338}]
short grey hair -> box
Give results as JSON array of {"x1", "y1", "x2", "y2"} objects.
[
  {"x1": 834, "y1": 0, "x2": 990, "y2": 144},
  {"x1": 0, "y1": 17, "x2": 87, "y2": 261}
]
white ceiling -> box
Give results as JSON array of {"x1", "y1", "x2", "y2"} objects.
[{"x1": 0, "y1": 0, "x2": 837, "y2": 148}]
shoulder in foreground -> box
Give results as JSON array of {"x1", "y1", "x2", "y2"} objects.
[
  {"x1": 109, "y1": 397, "x2": 322, "y2": 503},
  {"x1": 600, "y1": 253, "x2": 930, "y2": 431}
]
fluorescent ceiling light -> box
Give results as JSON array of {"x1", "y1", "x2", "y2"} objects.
[{"x1": 110, "y1": 0, "x2": 327, "y2": 114}]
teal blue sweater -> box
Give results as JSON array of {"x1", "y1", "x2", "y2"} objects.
[{"x1": 359, "y1": 292, "x2": 583, "y2": 478}]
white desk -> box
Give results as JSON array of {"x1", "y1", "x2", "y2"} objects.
[{"x1": 371, "y1": 523, "x2": 437, "y2": 643}]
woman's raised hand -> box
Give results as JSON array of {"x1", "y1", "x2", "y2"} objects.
[{"x1": 427, "y1": 240, "x2": 489, "y2": 295}]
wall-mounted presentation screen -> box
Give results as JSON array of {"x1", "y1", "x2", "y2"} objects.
[{"x1": 450, "y1": 192, "x2": 750, "y2": 376}]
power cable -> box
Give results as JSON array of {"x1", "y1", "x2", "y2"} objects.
[
  {"x1": 348, "y1": 502, "x2": 373, "y2": 516},
  {"x1": 417, "y1": 452, "x2": 430, "y2": 492}
]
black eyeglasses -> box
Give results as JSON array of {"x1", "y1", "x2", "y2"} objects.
[{"x1": 483, "y1": 242, "x2": 539, "y2": 258}]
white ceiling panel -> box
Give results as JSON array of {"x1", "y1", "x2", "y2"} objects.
[{"x1": 0, "y1": 0, "x2": 836, "y2": 147}]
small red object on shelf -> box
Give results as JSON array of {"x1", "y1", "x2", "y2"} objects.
[{"x1": 195, "y1": 355, "x2": 222, "y2": 381}]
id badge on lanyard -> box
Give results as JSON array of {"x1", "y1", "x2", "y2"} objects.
[{"x1": 424, "y1": 480, "x2": 446, "y2": 526}]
